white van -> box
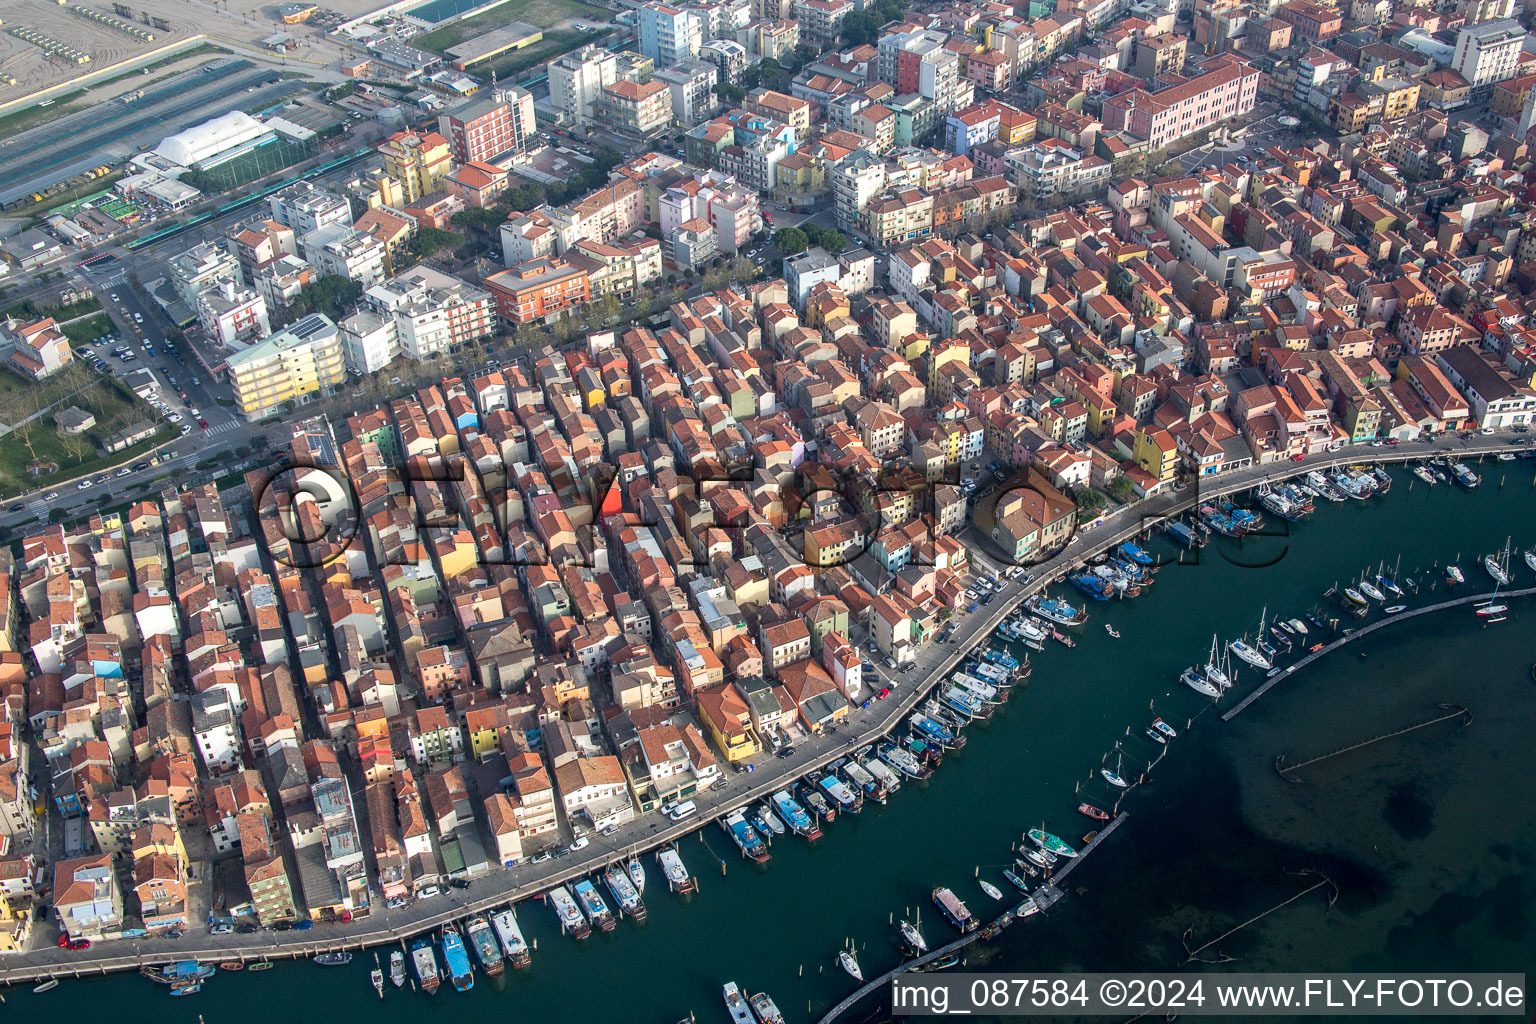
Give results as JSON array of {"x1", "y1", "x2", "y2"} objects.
[{"x1": 665, "y1": 799, "x2": 698, "y2": 821}]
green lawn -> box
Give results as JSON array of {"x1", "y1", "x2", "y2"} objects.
[
  {"x1": 414, "y1": 0, "x2": 610, "y2": 51},
  {"x1": 0, "y1": 368, "x2": 170, "y2": 496},
  {"x1": 61, "y1": 313, "x2": 114, "y2": 344}
]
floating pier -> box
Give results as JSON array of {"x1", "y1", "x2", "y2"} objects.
[
  {"x1": 1223, "y1": 587, "x2": 1536, "y2": 721},
  {"x1": 815, "y1": 814, "x2": 1128, "y2": 1024}
]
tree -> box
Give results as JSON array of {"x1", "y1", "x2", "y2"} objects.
[
  {"x1": 410, "y1": 227, "x2": 461, "y2": 259},
  {"x1": 1109, "y1": 476, "x2": 1135, "y2": 501},
  {"x1": 596, "y1": 293, "x2": 621, "y2": 326},
  {"x1": 292, "y1": 275, "x2": 363, "y2": 321},
  {"x1": 1074, "y1": 489, "x2": 1107, "y2": 517},
  {"x1": 817, "y1": 230, "x2": 847, "y2": 254},
  {"x1": 775, "y1": 227, "x2": 809, "y2": 254},
  {"x1": 634, "y1": 290, "x2": 653, "y2": 319},
  {"x1": 451, "y1": 207, "x2": 504, "y2": 232},
  {"x1": 506, "y1": 183, "x2": 545, "y2": 210}
]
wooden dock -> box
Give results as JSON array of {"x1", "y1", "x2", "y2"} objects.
[
  {"x1": 814, "y1": 814, "x2": 1128, "y2": 1024},
  {"x1": 1222, "y1": 587, "x2": 1535, "y2": 722}
]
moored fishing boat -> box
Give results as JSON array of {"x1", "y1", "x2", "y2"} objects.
[
  {"x1": 440, "y1": 924, "x2": 474, "y2": 993},
  {"x1": 723, "y1": 982, "x2": 755, "y2": 1024},
  {"x1": 1032, "y1": 592, "x2": 1093, "y2": 626},
  {"x1": 756, "y1": 801, "x2": 788, "y2": 834},
  {"x1": 1118, "y1": 540, "x2": 1155, "y2": 565},
  {"x1": 1152, "y1": 717, "x2": 1177, "y2": 738},
  {"x1": 411, "y1": 938, "x2": 441, "y2": 993},
  {"x1": 863, "y1": 754, "x2": 902, "y2": 795},
  {"x1": 1167, "y1": 520, "x2": 1206, "y2": 547},
  {"x1": 389, "y1": 950, "x2": 407, "y2": 987},
  {"x1": 1078, "y1": 802, "x2": 1109, "y2": 820},
  {"x1": 910, "y1": 712, "x2": 962, "y2": 749},
  {"x1": 932, "y1": 886, "x2": 979, "y2": 933},
  {"x1": 839, "y1": 760, "x2": 886, "y2": 804},
  {"x1": 1002, "y1": 869, "x2": 1031, "y2": 892},
  {"x1": 750, "y1": 991, "x2": 787, "y2": 1024},
  {"x1": 800, "y1": 782, "x2": 836, "y2": 821},
  {"x1": 658, "y1": 845, "x2": 699, "y2": 893},
  {"x1": 770, "y1": 789, "x2": 821, "y2": 839},
  {"x1": 314, "y1": 952, "x2": 352, "y2": 966},
  {"x1": 722, "y1": 810, "x2": 771, "y2": 863},
  {"x1": 547, "y1": 885, "x2": 590, "y2": 939},
  {"x1": 491, "y1": 908, "x2": 533, "y2": 968},
  {"x1": 464, "y1": 914, "x2": 504, "y2": 976},
  {"x1": 1019, "y1": 846, "x2": 1056, "y2": 870},
  {"x1": 573, "y1": 879, "x2": 617, "y2": 932},
  {"x1": 819, "y1": 772, "x2": 861, "y2": 812},
  {"x1": 878, "y1": 742, "x2": 929, "y2": 780},
  {"x1": 1068, "y1": 570, "x2": 1115, "y2": 601},
  {"x1": 604, "y1": 862, "x2": 647, "y2": 920}
]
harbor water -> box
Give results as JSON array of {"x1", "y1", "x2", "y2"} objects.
[{"x1": 18, "y1": 462, "x2": 1536, "y2": 1022}]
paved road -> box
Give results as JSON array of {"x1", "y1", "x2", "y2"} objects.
[{"x1": 1, "y1": 433, "x2": 1527, "y2": 983}]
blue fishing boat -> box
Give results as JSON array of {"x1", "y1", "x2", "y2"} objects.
[
  {"x1": 1030, "y1": 595, "x2": 1087, "y2": 625},
  {"x1": 722, "y1": 810, "x2": 771, "y2": 862},
  {"x1": 441, "y1": 925, "x2": 475, "y2": 993},
  {"x1": 771, "y1": 789, "x2": 821, "y2": 839},
  {"x1": 980, "y1": 649, "x2": 1018, "y2": 671},
  {"x1": 818, "y1": 772, "x2": 861, "y2": 812},
  {"x1": 1068, "y1": 571, "x2": 1114, "y2": 601},
  {"x1": 909, "y1": 712, "x2": 962, "y2": 748},
  {"x1": 1167, "y1": 521, "x2": 1205, "y2": 548},
  {"x1": 1198, "y1": 505, "x2": 1243, "y2": 537},
  {"x1": 1118, "y1": 540, "x2": 1154, "y2": 565},
  {"x1": 573, "y1": 879, "x2": 617, "y2": 931}
]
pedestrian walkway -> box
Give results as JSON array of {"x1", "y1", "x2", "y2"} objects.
[
  {"x1": 203, "y1": 421, "x2": 241, "y2": 437},
  {"x1": 28, "y1": 500, "x2": 48, "y2": 518}
]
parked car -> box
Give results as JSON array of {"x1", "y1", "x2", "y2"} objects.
[
  {"x1": 76, "y1": 480, "x2": 92, "y2": 490},
  {"x1": 417, "y1": 885, "x2": 442, "y2": 899},
  {"x1": 448, "y1": 878, "x2": 471, "y2": 890},
  {"x1": 568, "y1": 837, "x2": 590, "y2": 852},
  {"x1": 209, "y1": 923, "x2": 234, "y2": 935}
]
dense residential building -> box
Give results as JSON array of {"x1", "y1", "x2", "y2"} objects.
[
  {"x1": 378, "y1": 130, "x2": 453, "y2": 204},
  {"x1": 1101, "y1": 55, "x2": 1260, "y2": 152},
  {"x1": 548, "y1": 45, "x2": 619, "y2": 126},
  {"x1": 226, "y1": 313, "x2": 347, "y2": 419},
  {"x1": 438, "y1": 88, "x2": 538, "y2": 165}
]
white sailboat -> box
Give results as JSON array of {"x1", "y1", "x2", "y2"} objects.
[
  {"x1": 1204, "y1": 635, "x2": 1230, "y2": 689},
  {"x1": 900, "y1": 918, "x2": 928, "y2": 953},
  {"x1": 1485, "y1": 538, "x2": 1512, "y2": 585},
  {"x1": 839, "y1": 942, "x2": 864, "y2": 982},
  {"x1": 626, "y1": 851, "x2": 646, "y2": 892}
]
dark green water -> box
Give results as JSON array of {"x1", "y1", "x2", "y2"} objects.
[{"x1": 18, "y1": 464, "x2": 1536, "y2": 1023}]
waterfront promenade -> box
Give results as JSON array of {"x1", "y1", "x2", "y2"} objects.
[{"x1": 0, "y1": 435, "x2": 1523, "y2": 984}]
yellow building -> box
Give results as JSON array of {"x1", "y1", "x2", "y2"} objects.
[
  {"x1": 226, "y1": 314, "x2": 347, "y2": 420},
  {"x1": 696, "y1": 685, "x2": 761, "y2": 763},
  {"x1": 773, "y1": 151, "x2": 824, "y2": 207},
  {"x1": 926, "y1": 338, "x2": 969, "y2": 390},
  {"x1": 378, "y1": 130, "x2": 452, "y2": 204},
  {"x1": 1132, "y1": 426, "x2": 1179, "y2": 483}
]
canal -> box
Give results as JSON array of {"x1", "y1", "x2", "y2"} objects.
[{"x1": 19, "y1": 461, "x2": 1536, "y2": 1023}]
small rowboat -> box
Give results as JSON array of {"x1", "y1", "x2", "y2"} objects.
[
  {"x1": 248, "y1": 962, "x2": 274, "y2": 972},
  {"x1": 34, "y1": 980, "x2": 59, "y2": 994},
  {"x1": 1077, "y1": 802, "x2": 1109, "y2": 820},
  {"x1": 1105, "y1": 624, "x2": 1120, "y2": 638},
  {"x1": 218, "y1": 962, "x2": 245, "y2": 972}
]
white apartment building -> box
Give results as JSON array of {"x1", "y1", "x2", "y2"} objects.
[
  {"x1": 639, "y1": 3, "x2": 703, "y2": 66},
  {"x1": 196, "y1": 279, "x2": 271, "y2": 347},
  {"x1": 305, "y1": 226, "x2": 387, "y2": 288},
  {"x1": 1005, "y1": 139, "x2": 1113, "y2": 200},
  {"x1": 548, "y1": 45, "x2": 618, "y2": 126},
  {"x1": 1452, "y1": 19, "x2": 1526, "y2": 98},
  {"x1": 168, "y1": 241, "x2": 242, "y2": 309},
  {"x1": 831, "y1": 151, "x2": 887, "y2": 229},
  {"x1": 267, "y1": 182, "x2": 353, "y2": 238}
]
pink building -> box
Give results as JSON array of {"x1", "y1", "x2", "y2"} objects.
[{"x1": 1101, "y1": 55, "x2": 1259, "y2": 152}]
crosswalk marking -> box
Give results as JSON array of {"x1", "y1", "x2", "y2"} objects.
[
  {"x1": 203, "y1": 421, "x2": 240, "y2": 437},
  {"x1": 28, "y1": 501, "x2": 48, "y2": 518}
]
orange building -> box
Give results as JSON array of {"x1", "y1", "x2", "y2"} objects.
[{"x1": 485, "y1": 257, "x2": 591, "y2": 325}]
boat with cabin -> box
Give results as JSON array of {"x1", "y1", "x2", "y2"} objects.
[
  {"x1": 441, "y1": 925, "x2": 474, "y2": 992},
  {"x1": 910, "y1": 712, "x2": 962, "y2": 749},
  {"x1": 750, "y1": 991, "x2": 787, "y2": 1024},
  {"x1": 722, "y1": 810, "x2": 771, "y2": 863},
  {"x1": 389, "y1": 950, "x2": 407, "y2": 987},
  {"x1": 547, "y1": 886, "x2": 590, "y2": 939},
  {"x1": 900, "y1": 919, "x2": 928, "y2": 952},
  {"x1": 1181, "y1": 666, "x2": 1222, "y2": 698},
  {"x1": 1119, "y1": 540, "x2": 1155, "y2": 565},
  {"x1": 863, "y1": 755, "x2": 901, "y2": 795},
  {"x1": 1068, "y1": 571, "x2": 1115, "y2": 600},
  {"x1": 1167, "y1": 520, "x2": 1205, "y2": 548},
  {"x1": 464, "y1": 914, "x2": 504, "y2": 976},
  {"x1": 756, "y1": 801, "x2": 787, "y2": 835},
  {"x1": 723, "y1": 982, "x2": 755, "y2": 1024},
  {"x1": 1152, "y1": 718, "x2": 1177, "y2": 739},
  {"x1": 658, "y1": 845, "x2": 698, "y2": 893},
  {"x1": 840, "y1": 759, "x2": 886, "y2": 804},
  {"x1": 1228, "y1": 637, "x2": 1272, "y2": 669},
  {"x1": 1029, "y1": 595, "x2": 1088, "y2": 625},
  {"x1": 491, "y1": 908, "x2": 533, "y2": 968},
  {"x1": 573, "y1": 879, "x2": 617, "y2": 932},
  {"x1": 878, "y1": 742, "x2": 929, "y2": 780},
  {"x1": 1028, "y1": 829, "x2": 1078, "y2": 858},
  {"x1": 932, "y1": 886, "x2": 979, "y2": 933},
  {"x1": 604, "y1": 862, "x2": 647, "y2": 920},
  {"x1": 800, "y1": 783, "x2": 836, "y2": 821},
  {"x1": 818, "y1": 773, "x2": 861, "y2": 812},
  {"x1": 411, "y1": 938, "x2": 441, "y2": 992}
]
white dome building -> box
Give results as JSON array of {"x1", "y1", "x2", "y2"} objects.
[{"x1": 155, "y1": 111, "x2": 275, "y2": 169}]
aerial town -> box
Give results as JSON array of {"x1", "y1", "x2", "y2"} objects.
[{"x1": 0, "y1": 0, "x2": 1535, "y2": 978}]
